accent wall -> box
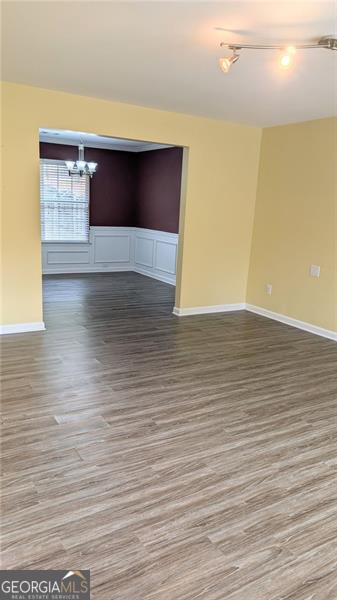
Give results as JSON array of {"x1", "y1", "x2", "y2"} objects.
[
  {"x1": 39, "y1": 143, "x2": 183, "y2": 233},
  {"x1": 136, "y1": 147, "x2": 183, "y2": 233}
]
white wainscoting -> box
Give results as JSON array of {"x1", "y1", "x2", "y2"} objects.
[
  {"x1": 134, "y1": 228, "x2": 178, "y2": 285},
  {"x1": 42, "y1": 227, "x2": 178, "y2": 285},
  {"x1": 92, "y1": 228, "x2": 133, "y2": 269},
  {"x1": 42, "y1": 227, "x2": 134, "y2": 274}
]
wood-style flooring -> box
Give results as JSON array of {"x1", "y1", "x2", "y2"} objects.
[{"x1": 1, "y1": 272, "x2": 337, "y2": 599}]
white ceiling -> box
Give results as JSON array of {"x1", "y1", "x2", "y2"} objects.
[
  {"x1": 2, "y1": 1, "x2": 337, "y2": 127},
  {"x1": 39, "y1": 128, "x2": 172, "y2": 152}
]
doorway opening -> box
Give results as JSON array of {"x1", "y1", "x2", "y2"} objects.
[{"x1": 39, "y1": 128, "x2": 187, "y2": 326}]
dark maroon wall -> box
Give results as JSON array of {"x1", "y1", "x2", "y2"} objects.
[
  {"x1": 39, "y1": 143, "x2": 183, "y2": 232},
  {"x1": 39, "y1": 143, "x2": 137, "y2": 226},
  {"x1": 135, "y1": 147, "x2": 183, "y2": 234}
]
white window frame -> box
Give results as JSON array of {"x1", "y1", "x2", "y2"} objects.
[{"x1": 40, "y1": 158, "x2": 90, "y2": 244}]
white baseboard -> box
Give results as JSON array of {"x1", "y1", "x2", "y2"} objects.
[
  {"x1": 44, "y1": 266, "x2": 174, "y2": 285},
  {"x1": 134, "y1": 267, "x2": 176, "y2": 286},
  {"x1": 2, "y1": 304, "x2": 334, "y2": 342},
  {"x1": 173, "y1": 303, "x2": 246, "y2": 316},
  {"x1": 0, "y1": 321, "x2": 45, "y2": 335},
  {"x1": 43, "y1": 266, "x2": 134, "y2": 275},
  {"x1": 173, "y1": 302, "x2": 337, "y2": 342},
  {"x1": 246, "y1": 304, "x2": 337, "y2": 342}
]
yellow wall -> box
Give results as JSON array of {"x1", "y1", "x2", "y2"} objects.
[
  {"x1": 2, "y1": 83, "x2": 335, "y2": 334},
  {"x1": 1, "y1": 81, "x2": 262, "y2": 326},
  {"x1": 247, "y1": 118, "x2": 337, "y2": 332}
]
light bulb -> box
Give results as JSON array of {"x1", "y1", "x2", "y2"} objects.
[
  {"x1": 87, "y1": 162, "x2": 97, "y2": 173},
  {"x1": 65, "y1": 161, "x2": 75, "y2": 171},
  {"x1": 219, "y1": 57, "x2": 232, "y2": 73},
  {"x1": 280, "y1": 54, "x2": 291, "y2": 68},
  {"x1": 76, "y1": 160, "x2": 86, "y2": 171},
  {"x1": 280, "y1": 46, "x2": 296, "y2": 69},
  {"x1": 219, "y1": 52, "x2": 240, "y2": 74}
]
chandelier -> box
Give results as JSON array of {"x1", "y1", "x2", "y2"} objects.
[
  {"x1": 65, "y1": 144, "x2": 97, "y2": 177},
  {"x1": 219, "y1": 35, "x2": 337, "y2": 73}
]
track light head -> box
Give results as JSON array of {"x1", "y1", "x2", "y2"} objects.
[{"x1": 219, "y1": 50, "x2": 240, "y2": 74}]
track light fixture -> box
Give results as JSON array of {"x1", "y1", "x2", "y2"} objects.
[{"x1": 219, "y1": 35, "x2": 337, "y2": 73}]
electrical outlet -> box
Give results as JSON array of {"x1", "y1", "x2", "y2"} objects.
[
  {"x1": 266, "y1": 283, "x2": 273, "y2": 296},
  {"x1": 310, "y1": 265, "x2": 320, "y2": 278}
]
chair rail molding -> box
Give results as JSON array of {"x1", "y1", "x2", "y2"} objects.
[{"x1": 42, "y1": 226, "x2": 178, "y2": 285}]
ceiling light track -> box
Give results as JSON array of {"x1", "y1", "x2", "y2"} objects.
[{"x1": 219, "y1": 35, "x2": 337, "y2": 73}]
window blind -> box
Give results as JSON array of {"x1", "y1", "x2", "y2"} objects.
[{"x1": 40, "y1": 159, "x2": 89, "y2": 242}]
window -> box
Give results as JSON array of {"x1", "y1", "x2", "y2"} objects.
[{"x1": 40, "y1": 159, "x2": 89, "y2": 242}]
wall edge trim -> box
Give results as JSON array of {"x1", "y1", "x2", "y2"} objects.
[
  {"x1": 0, "y1": 322, "x2": 46, "y2": 335},
  {"x1": 246, "y1": 304, "x2": 337, "y2": 342}
]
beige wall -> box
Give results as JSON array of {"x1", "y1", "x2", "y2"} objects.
[
  {"x1": 247, "y1": 117, "x2": 337, "y2": 332},
  {"x1": 1, "y1": 82, "x2": 262, "y2": 326}
]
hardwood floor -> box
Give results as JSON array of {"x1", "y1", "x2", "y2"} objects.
[{"x1": 1, "y1": 272, "x2": 337, "y2": 599}]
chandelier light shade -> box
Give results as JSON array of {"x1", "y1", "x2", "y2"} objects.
[
  {"x1": 219, "y1": 35, "x2": 337, "y2": 73},
  {"x1": 65, "y1": 145, "x2": 97, "y2": 177}
]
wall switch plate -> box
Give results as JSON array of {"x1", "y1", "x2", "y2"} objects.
[
  {"x1": 266, "y1": 283, "x2": 273, "y2": 296},
  {"x1": 310, "y1": 265, "x2": 320, "y2": 278}
]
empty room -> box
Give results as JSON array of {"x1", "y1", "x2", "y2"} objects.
[{"x1": 1, "y1": 2, "x2": 336, "y2": 599}]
